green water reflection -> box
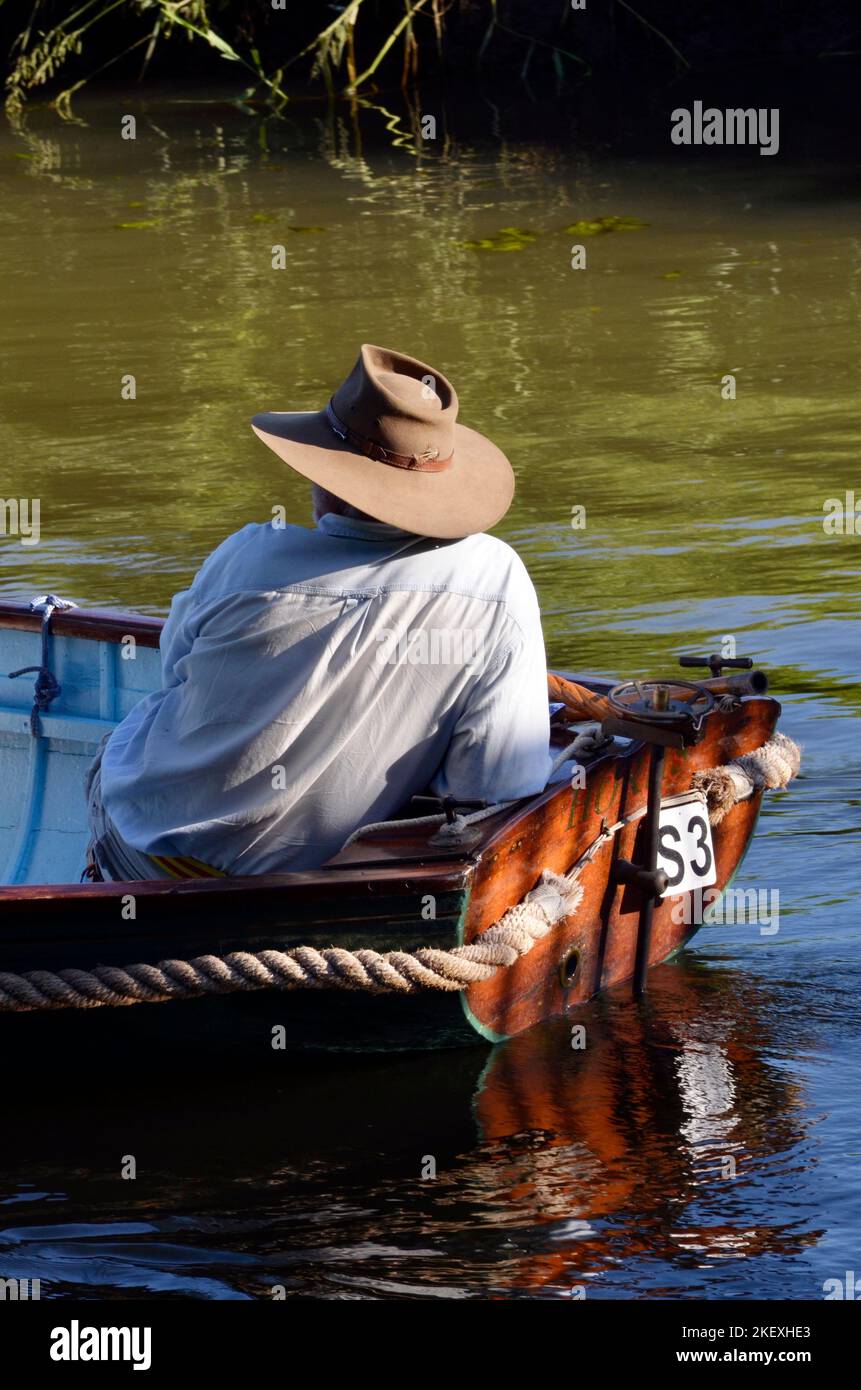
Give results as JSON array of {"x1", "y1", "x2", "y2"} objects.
[{"x1": 1, "y1": 91, "x2": 858, "y2": 706}]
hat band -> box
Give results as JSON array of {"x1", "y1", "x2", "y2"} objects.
[{"x1": 326, "y1": 400, "x2": 453, "y2": 473}]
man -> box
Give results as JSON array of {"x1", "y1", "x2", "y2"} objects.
[{"x1": 87, "y1": 344, "x2": 552, "y2": 880}]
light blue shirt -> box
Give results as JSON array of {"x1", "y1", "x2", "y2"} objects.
[{"x1": 100, "y1": 514, "x2": 552, "y2": 874}]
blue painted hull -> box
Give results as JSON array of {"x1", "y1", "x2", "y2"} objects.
[{"x1": 0, "y1": 617, "x2": 162, "y2": 885}]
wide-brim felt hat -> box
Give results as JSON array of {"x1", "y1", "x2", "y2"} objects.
[{"x1": 250, "y1": 343, "x2": 515, "y2": 539}]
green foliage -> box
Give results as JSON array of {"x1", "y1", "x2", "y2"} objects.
[
  {"x1": 3, "y1": 0, "x2": 288, "y2": 114},
  {"x1": 2, "y1": 0, "x2": 591, "y2": 116},
  {"x1": 454, "y1": 218, "x2": 649, "y2": 253},
  {"x1": 562, "y1": 215, "x2": 650, "y2": 236},
  {"x1": 454, "y1": 226, "x2": 538, "y2": 253}
]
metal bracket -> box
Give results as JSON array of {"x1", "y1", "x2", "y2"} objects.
[
  {"x1": 411, "y1": 794, "x2": 487, "y2": 825},
  {"x1": 8, "y1": 593, "x2": 78, "y2": 736}
]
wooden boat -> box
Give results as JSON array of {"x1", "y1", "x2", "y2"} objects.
[{"x1": 0, "y1": 598, "x2": 795, "y2": 1062}]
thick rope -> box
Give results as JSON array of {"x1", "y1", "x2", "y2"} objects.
[
  {"x1": 547, "y1": 673, "x2": 612, "y2": 723},
  {"x1": 693, "y1": 731, "x2": 801, "y2": 824},
  {"x1": 0, "y1": 870, "x2": 584, "y2": 1014},
  {"x1": 0, "y1": 733, "x2": 801, "y2": 1014}
]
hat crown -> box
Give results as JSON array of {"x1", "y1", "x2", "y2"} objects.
[{"x1": 331, "y1": 344, "x2": 458, "y2": 464}]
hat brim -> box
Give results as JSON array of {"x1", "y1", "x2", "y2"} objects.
[{"x1": 250, "y1": 409, "x2": 514, "y2": 540}]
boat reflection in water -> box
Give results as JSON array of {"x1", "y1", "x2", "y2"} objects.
[
  {"x1": 465, "y1": 957, "x2": 815, "y2": 1297},
  {"x1": 2, "y1": 954, "x2": 815, "y2": 1299}
]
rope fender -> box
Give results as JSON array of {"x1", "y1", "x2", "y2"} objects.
[
  {"x1": 0, "y1": 872, "x2": 584, "y2": 1013},
  {"x1": 0, "y1": 733, "x2": 801, "y2": 1014},
  {"x1": 693, "y1": 731, "x2": 801, "y2": 824}
]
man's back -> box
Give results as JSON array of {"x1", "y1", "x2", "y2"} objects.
[{"x1": 99, "y1": 513, "x2": 552, "y2": 874}]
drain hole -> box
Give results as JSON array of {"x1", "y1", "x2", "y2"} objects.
[{"x1": 559, "y1": 948, "x2": 580, "y2": 989}]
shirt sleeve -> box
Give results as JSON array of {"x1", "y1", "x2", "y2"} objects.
[
  {"x1": 159, "y1": 525, "x2": 256, "y2": 687},
  {"x1": 430, "y1": 622, "x2": 552, "y2": 804}
]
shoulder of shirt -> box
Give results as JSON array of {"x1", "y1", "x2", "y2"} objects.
[
  {"x1": 202, "y1": 520, "x2": 311, "y2": 566},
  {"x1": 189, "y1": 521, "x2": 304, "y2": 595},
  {"x1": 458, "y1": 530, "x2": 527, "y2": 570},
  {"x1": 219, "y1": 524, "x2": 531, "y2": 580},
  {"x1": 452, "y1": 533, "x2": 541, "y2": 641},
  {"x1": 224, "y1": 521, "x2": 304, "y2": 547},
  {"x1": 456, "y1": 532, "x2": 535, "y2": 596},
  {"x1": 195, "y1": 523, "x2": 540, "y2": 629}
]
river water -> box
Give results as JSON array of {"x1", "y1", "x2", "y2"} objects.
[{"x1": 0, "y1": 88, "x2": 859, "y2": 1300}]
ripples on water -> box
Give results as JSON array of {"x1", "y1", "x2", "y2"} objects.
[{"x1": 0, "y1": 89, "x2": 858, "y2": 1299}]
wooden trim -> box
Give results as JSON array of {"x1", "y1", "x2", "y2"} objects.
[
  {"x1": 0, "y1": 602, "x2": 163, "y2": 648},
  {"x1": 0, "y1": 861, "x2": 467, "y2": 917},
  {"x1": 0, "y1": 861, "x2": 466, "y2": 907}
]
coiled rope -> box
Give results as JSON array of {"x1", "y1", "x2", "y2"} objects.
[{"x1": 0, "y1": 732, "x2": 800, "y2": 1014}]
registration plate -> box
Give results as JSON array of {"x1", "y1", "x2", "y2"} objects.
[{"x1": 657, "y1": 792, "x2": 717, "y2": 898}]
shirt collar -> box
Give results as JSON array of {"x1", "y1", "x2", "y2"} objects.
[{"x1": 316, "y1": 513, "x2": 418, "y2": 543}]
